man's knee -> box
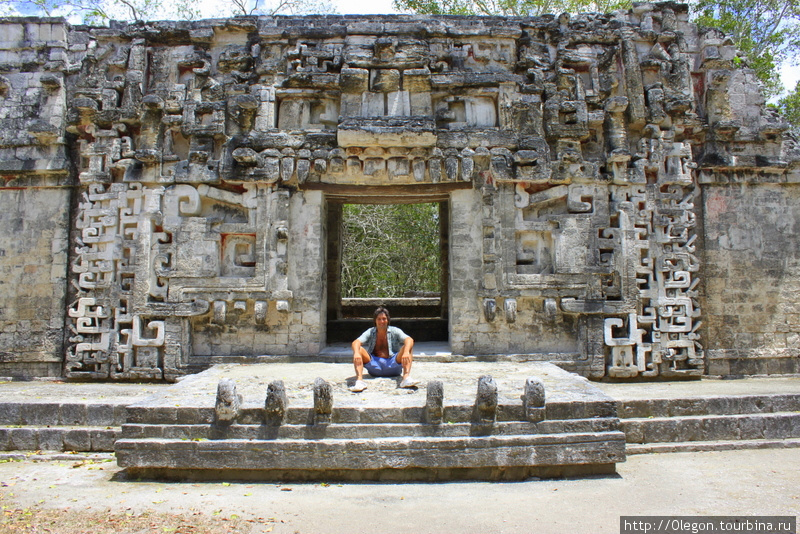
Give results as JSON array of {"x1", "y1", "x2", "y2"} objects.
[{"x1": 354, "y1": 349, "x2": 371, "y2": 364}]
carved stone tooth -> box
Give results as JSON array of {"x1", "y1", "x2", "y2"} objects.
[
  {"x1": 213, "y1": 300, "x2": 226, "y2": 324},
  {"x1": 265, "y1": 380, "x2": 288, "y2": 426},
  {"x1": 254, "y1": 300, "x2": 268, "y2": 324},
  {"x1": 296, "y1": 158, "x2": 310, "y2": 183},
  {"x1": 474, "y1": 375, "x2": 497, "y2": 424},
  {"x1": 445, "y1": 156, "x2": 459, "y2": 181},
  {"x1": 504, "y1": 298, "x2": 517, "y2": 323},
  {"x1": 522, "y1": 377, "x2": 545, "y2": 423},
  {"x1": 428, "y1": 158, "x2": 442, "y2": 182},
  {"x1": 425, "y1": 380, "x2": 444, "y2": 424},
  {"x1": 460, "y1": 155, "x2": 474, "y2": 181},
  {"x1": 313, "y1": 377, "x2": 333, "y2": 425},
  {"x1": 412, "y1": 158, "x2": 426, "y2": 181},
  {"x1": 215, "y1": 378, "x2": 241, "y2": 424},
  {"x1": 280, "y1": 157, "x2": 295, "y2": 182},
  {"x1": 483, "y1": 298, "x2": 497, "y2": 322}
]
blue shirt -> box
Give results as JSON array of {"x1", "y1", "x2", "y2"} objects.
[{"x1": 356, "y1": 326, "x2": 410, "y2": 357}]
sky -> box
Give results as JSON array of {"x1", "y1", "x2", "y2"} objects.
[{"x1": 335, "y1": 0, "x2": 398, "y2": 14}]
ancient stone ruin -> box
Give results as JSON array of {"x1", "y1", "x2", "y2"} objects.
[{"x1": 1, "y1": 3, "x2": 799, "y2": 382}]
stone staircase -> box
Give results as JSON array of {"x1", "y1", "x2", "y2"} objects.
[
  {"x1": 113, "y1": 362, "x2": 627, "y2": 481},
  {"x1": 115, "y1": 400, "x2": 625, "y2": 481},
  {"x1": 619, "y1": 393, "x2": 800, "y2": 454},
  {"x1": 0, "y1": 401, "x2": 127, "y2": 453},
  {"x1": 1, "y1": 371, "x2": 799, "y2": 476}
]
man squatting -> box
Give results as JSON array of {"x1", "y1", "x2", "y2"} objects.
[{"x1": 350, "y1": 306, "x2": 419, "y2": 392}]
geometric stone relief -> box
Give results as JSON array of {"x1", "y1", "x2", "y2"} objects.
[
  {"x1": 66, "y1": 180, "x2": 284, "y2": 379},
  {"x1": 50, "y1": 4, "x2": 794, "y2": 380},
  {"x1": 4, "y1": 5, "x2": 800, "y2": 383},
  {"x1": 507, "y1": 174, "x2": 703, "y2": 378}
]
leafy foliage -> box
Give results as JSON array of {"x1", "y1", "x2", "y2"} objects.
[
  {"x1": 340, "y1": 203, "x2": 441, "y2": 299},
  {"x1": 226, "y1": 0, "x2": 336, "y2": 17},
  {"x1": 392, "y1": 0, "x2": 629, "y2": 17},
  {"x1": 777, "y1": 80, "x2": 800, "y2": 128},
  {"x1": 693, "y1": 0, "x2": 800, "y2": 99}
]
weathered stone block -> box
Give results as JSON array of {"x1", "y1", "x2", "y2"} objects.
[
  {"x1": 59, "y1": 403, "x2": 87, "y2": 425},
  {"x1": 63, "y1": 429, "x2": 91, "y2": 451},
  {"x1": 9, "y1": 428, "x2": 37, "y2": 451},
  {"x1": 90, "y1": 428, "x2": 119, "y2": 452},
  {"x1": 37, "y1": 428, "x2": 65, "y2": 451}
]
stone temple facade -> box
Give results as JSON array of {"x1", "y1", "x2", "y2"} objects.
[{"x1": 1, "y1": 3, "x2": 799, "y2": 381}]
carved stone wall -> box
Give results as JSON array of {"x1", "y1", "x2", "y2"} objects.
[{"x1": 0, "y1": 7, "x2": 798, "y2": 380}]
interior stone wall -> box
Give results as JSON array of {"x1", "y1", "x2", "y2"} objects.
[{"x1": 0, "y1": 8, "x2": 798, "y2": 381}]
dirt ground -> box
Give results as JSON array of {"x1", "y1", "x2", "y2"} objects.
[{"x1": 0, "y1": 448, "x2": 798, "y2": 534}]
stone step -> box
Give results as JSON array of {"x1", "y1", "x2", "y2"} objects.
[
  {"x1": 121, "y1": 418, "x2": 620, "y2": 441},
  {"x1": 0, "y1": 401, "x2": 129, "y2": 452},
  {"x1": 115, "y1": 430, "x2": 627, "y2": 480},
  {"x1": 125, "y1": 400, "x2": 615, "y2": 426},
  {"x1": 0, "y1": 402, "x2": 128, "y2": 427},
  {"x1": 627, "y1": 438, "x2": 800, "y2": 455},
  {"x1": 114, "y1": 362, "x2": 627, "y2": 480},
  {"x1": 617, "y1": 394, "x2": 800, "y2": 419},
  {"x1": 621, "y1": 412, "x2": 800, "y2": 444},
  {"x1": 0, "y1": 425, "x2": 119, "y2": 452}
]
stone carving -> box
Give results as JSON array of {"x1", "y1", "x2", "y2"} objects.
[
  {"x1": 474, "y1": 375, "x2": 498, "y2": 424},
  {"x1": 265, "y1": 380, "x2": 288, "y2": 426},
  {"x1": 425, "y1": 380, "x2": 444, "y2": 424},
  {"x1": 58, "y1": 10, "x2": 707, "y2": 381},
  {"x1": 522, "y1": 377, "x2": 546, "y2": 423},
  {"x1": 313, "y1": 377, "x2": 333, "y2": 424},
  {"x1": 215, "y1": 378, "x2": 242, "y2": 423},
  {"x1": 2, "y1": 6, "x2": 795, "y2": 381}
]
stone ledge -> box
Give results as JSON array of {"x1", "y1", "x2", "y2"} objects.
[
  {"x1": 621, "y1": 412, "x2": 800, "y2": 444},
  {"x1": 115, "y1": 431, "x2": 626, "y2": 472},
  {"x1": 122, "y1": 462, "x2": 619, "y2": 482},
  {"x1": 627, "y1": 438, "x2": 800, "y2": 455}
]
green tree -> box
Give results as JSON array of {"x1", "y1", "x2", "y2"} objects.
[
  {"x1": 228, "y1": 0, "x2": 336, "y2": 16},
  {"x1": 693, "y1": 0, "x2": 800, "y2": 100},
  {"x1": 340, "y1": 203, "x2": 441, "y2": 299},
  {"x1": 777, "y1": 80, "x2": 800, "y2": 128},
  {"x1": 693, "y1": 0, "x2": 800, "y2": 129}
]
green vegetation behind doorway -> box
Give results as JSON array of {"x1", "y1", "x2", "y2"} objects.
[{"x1": 340, "y1": 203, "x2": 441, "y2": 299}]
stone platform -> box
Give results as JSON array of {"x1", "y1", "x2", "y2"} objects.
[{"x1": 114, "y1": 361, "x2": 626, "y2": 481}]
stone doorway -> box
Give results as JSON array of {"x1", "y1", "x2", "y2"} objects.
[{"x1": 325, "y1": 196, "x2": 450, "y2": 345}]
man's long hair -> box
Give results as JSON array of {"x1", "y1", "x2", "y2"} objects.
[{"x1": 373, "y1": 306, "x2": 390, "y2": 326}]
